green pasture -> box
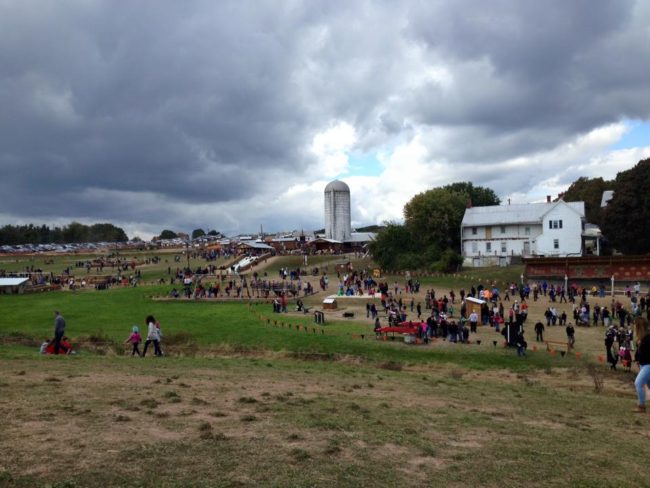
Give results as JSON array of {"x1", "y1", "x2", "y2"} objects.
[{"x1": 1, "y1": 285, "x2": 563, "y2": 371}]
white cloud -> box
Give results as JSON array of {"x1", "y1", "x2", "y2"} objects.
[{"x1": 310, "y1": 121, "x2": 357, "y2": 178}]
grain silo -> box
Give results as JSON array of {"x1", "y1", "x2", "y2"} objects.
[{"x1": 324, "y1": 180, "x2": 352, "y2": 242}]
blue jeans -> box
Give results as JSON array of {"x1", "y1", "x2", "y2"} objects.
[{"x1": 635, "y1": 364, "x2": 650, "y2": 406}]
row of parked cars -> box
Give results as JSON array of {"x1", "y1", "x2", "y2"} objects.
[{"x1": 0, "y1": 242, "x2": 142, "y2": 254}]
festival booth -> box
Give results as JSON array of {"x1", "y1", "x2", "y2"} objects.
[
  {"x1": 0, "y1": 277, "x2": 29, "y2": 295},
  {"x1": 322, "y1": 297, "x2": 338, "y2": 310},
  {"x1": 465, "y1": 296, "x2": 486, "y2": 315}
]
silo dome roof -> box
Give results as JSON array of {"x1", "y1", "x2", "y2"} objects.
[{"x1": 324, "y1": 180, "x2": 350, "y2": 192}]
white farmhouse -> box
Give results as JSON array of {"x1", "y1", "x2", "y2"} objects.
[{"x1": 460, "y1": 200, "x2": 585, "y2": 267}]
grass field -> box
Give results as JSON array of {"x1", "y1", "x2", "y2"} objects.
[{"x1": 0, "y1": 252, "x2": 648, "y2": 487}]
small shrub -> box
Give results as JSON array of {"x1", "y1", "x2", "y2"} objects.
[
  {"x1": 191, "y1": 397, "x2": 208, "y2": 405},
  {"x1": 237, "y1": 396, "x2": 257, "y2": 404},
  {"x1": 378, "y1": 361, "x2": 402, "y2": 371},
  {"x1": 140, "y1": 399, "x2": 160, "y2": 409},
  {"x1": 290, "y1": 448, "x2": 311, "y2": 462},
  {"x1": 587, "y1": 364, "x2": 605, "y2": 394},
  {"x1": 240, "y1": 414, "x2": 257, "y2": 422}
]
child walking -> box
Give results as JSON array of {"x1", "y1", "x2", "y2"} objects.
[{"x1": 125, "y1": 326, "x2": 142, "y2": 357}]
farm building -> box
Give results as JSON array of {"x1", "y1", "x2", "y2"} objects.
[
  {"x1": 461, "y1": 199, "x2": 586, "y2": 267},
  {"x1": 0, "y1": 277, "x2": 30, "y2": 294}
]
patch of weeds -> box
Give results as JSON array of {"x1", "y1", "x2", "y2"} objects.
[
  {"x1": 324, "y1": 438, "x2": 342, "y2": 455},
  {"x1": 163, "y1": 391, "x2": 180, "y2": 401},
  {"x1": 379, "y1": 402, "x2": 390, "y2": 408},
  {"x1": 367, "y1": 382, "x2": 374, "y2": 388},
  {"x1": 177, "y1": 409, "x2": 197, "y2": 417},
  {"x1": 39, "y1": 412, "x2": 56, "y2": 421},
  {"x1": 140, "y1": 399, "x2": 160, "y2": 409},
  {"x1": 165, "y1": 378, "x2": 173, "y2": 384},
  {"x1": 198, "y1": 421, "x2": 212, "y2": 432},
  {"x1": 0, "y1": 469, "x2": 13, "y2": 482},
  {"x1": 290, "y1": 448, "x2": 311, "y2": 462},
  {"x1": 286, "y1": 433, "x2": 303, "y2": 441},
  {"x1": 169, "y1": 397, "x2": 182, "y2": 404},
  {"x1": 191, "y1": 397, "x2": 208, "y2": 406},
  {"x1": 266, "y1": 363, "x2": 273, "y2": 367},
  {"x1": 210, "y1": 411, "x2": 227, "y2": 418},
  {"x1": 152, "y1": 379, "x2": 162, "y2": 384},
  {"x1": 587, "y1": 364, "x2": 605, "y2": 394},
  {"x1": 352, "y1": 384, "x2": 362, "y2": 389},
  {"x1": 44, "y1": 376, "x2": 62, "y2": 383},
  {"x1": 171, "y1": 375, "x2": 180, "y2": 380},
  {"x1": 237, "y1": 396, "x2": 258, "y2": 404},
  {"x1": 15, "y1": 370, "x2": 26, "y2": 376},
  {"x1": 240, "y1": 414, "x2": 257, "y2": 422},
  {"x1": 201, "y1": 431, "x2": 227, "y2": 441},
  {"x1": 178, "y1": 382, "x2": 191, "y2": 388},
  {"x1": 449, "y1": 369, "x2": 464, "y2": 380},
  {"x1": 49, "y1": 480, "x2": 79, "y2": 488},
  {"x1": 113, "y1": 414, "x2": 131, "y2": 422},
  {"x1": 156, "y1": 412, "x2": 170, "y2": 418},
  {"x1": 261, "y1": 392, "x2": 271, "y2": 397},
  {"x1": 123, "y1": 405, "x2": 141, "y2": 412},
  {"x1": 421, "y1": 445, "x2": 437, "y2": 457},
  {"x1": 378, "y1": 361, "x2": 402, "y2": 372}
]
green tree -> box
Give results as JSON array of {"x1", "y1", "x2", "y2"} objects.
[
  {"x1": 191, "y1": 228, "x2": 206, "y2": 239},
  {"x1": 159, "y1": 230, "x2": 178, "y2": 240},
  {"x1": 600, "y1": 158, "x2": 650, "y2": 254},
  {"x1": 443, "y1": 182, "x2": 501, "y2": 207},
  {"x1": 63, "y1": 221, "x2": 88, "y2": 243},
  {"x1": 368, "y1": 223, "x2": 418, "y2": 271},
  {"x1": 403, "y1": 187, "x2": 468, "y2": 251},
  {"x1": 88, "y1": 223, "x2": 128, "y2": 242},
  {"x1": 563, "y1": 176, "x2": 613, "y2": 226},
  {"x1": 207, "y1": 230, "x2": 219, "y2": 236}
]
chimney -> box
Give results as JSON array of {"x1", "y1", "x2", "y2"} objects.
[{"x1": 546, "y1": 195, "x2": 551, "y2": 203}]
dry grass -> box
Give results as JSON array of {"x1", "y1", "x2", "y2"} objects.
[{"x1": 0, "y1": 353, "x2": 647, "y2": 487}]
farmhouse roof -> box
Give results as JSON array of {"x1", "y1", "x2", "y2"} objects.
[{"x1": 461, "y1": 201, "x2": 585, "y2": 227}]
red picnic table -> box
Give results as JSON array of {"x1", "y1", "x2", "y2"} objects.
[{"x1": 377, "y1": 326, "x2": 419, "y2": 335}]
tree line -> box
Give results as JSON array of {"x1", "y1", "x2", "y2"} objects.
[{"x1": 0, "y1": 222, "x2": 128, "y2": 245}]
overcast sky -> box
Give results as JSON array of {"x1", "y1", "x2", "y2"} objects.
[{"x1": 1, "y1": 0, "x2": 650, "y2": 238}]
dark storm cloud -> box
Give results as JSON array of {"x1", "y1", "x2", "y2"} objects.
[
  {"x1": 0, "y1": 0, "x2": 649, "y2": 233},
  {"x1": 400, "y1": 0, "x2": 650, "y2": 149},
  {"x1": 0, "y1": 1, "x2": 320, "y2": 215}
]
